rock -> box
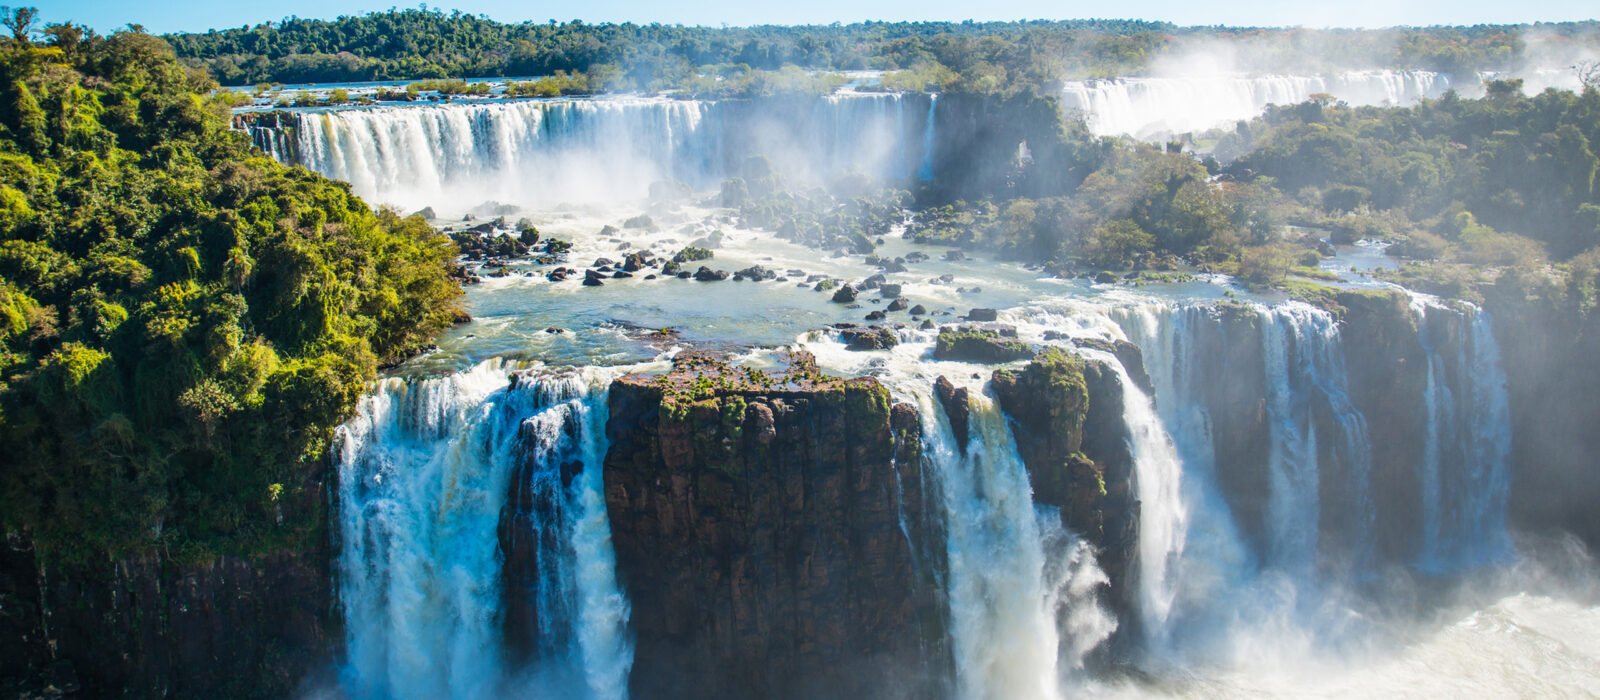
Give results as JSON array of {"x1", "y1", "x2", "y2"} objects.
[
  {"x1": 583, "y1": 276, "x2": 605, "y2": 287},
  {"x1": 593, "y1": 257, "x2": 615, "y2": 268},
  {"x1": 1095, "y1": 271, "x2": 1117, "y2": 284},
  {"x1": 933, "y1": 376, "x2": 971, "y2": 453},
  {"x1": 623, "y1": 253, "x2": 649, "y2": 272},
  {"x1": 623, "y1": 214, "x2": 654, "y2": 229},
  {"x1": 676, "y1": 271, "x2": 692, "y2": 279},
  {"x1": 1071, "y1": 337, "x2": 1153, "y2": 397},
  {"x1": 886, "y1": 298, "x2": 909, "y2": 312},
  {"x1": 991, "y1": 348, "x2": 1139, "y2": 646},
  {"x1": 604, "y1": 353, "x2": 949, "y2": 698},
  {"x1": 736, "y1": 265, "x2": 776, "y2": 281},
  {"x1": 943, "y1": 250, "x2": 967, "y2": 261},
  {"x1": 919, "y1": 319, "x2": 936, "y2": 330},
  {"x1": 864, "y1": 310, "x2": 887, "y2": 321},
  {"x1": 831, "y1": 285, "x2": 859, "y2": 303},
  {"x1": 909, "y1": 304, "x2": 928, "y2": 316},
  {"x1": 612, "y1": 270, "x2": 634, "y2": 279},
  {"x1": 841, "y1": 326, "x2": 898, "y2": 351},
  {"x1": 694, "y1": 266, "x2": 729, "y2": 282},
  {"x1": 966, "y1": 308, "x2": 999, "y2": 322},
  {"x1": 879, "y1": 284, "x2": 903, "y2": 298},
  {"x1": 933, "y1": 326, "x2": 1032, "y2": 363}
]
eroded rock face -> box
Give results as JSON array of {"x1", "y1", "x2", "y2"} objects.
[
  {"x1": 991, "y1": 347, "x2": 1138, "y2": 652},
  {"x1": 603, "y1": 352, "x2": 950, "y2": 700},
  {"x1": 0, "y1": 544, "x2": 334, "y2": 699}
]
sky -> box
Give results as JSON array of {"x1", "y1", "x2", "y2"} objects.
[{"x1": 35, "y1": 0, "x2": 1600, "y2": 35}]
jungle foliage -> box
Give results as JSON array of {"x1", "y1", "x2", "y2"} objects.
[{"x1": 0, "y1": 19, "x2": 463, "y2": 560}]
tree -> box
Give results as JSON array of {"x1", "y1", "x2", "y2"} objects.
[{"x1": 0, "y1": 5, "x2": 37, "y2": 43}]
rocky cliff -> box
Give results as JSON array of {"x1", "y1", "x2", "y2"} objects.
[
  {"x1": 1, "y1": 543, "x2": 334, "y2": 698},
  {"x1": 990, "y1": 346, "x2": 1139, "y2": 649},
  {"x1": 603, "y1": 351, "x2": 950, "y2": 700}
]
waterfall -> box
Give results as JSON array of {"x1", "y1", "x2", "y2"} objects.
[
  {"x1": 1412, "y1": 298, "x2": 1515, "y2": 572},
  {"x1": 1061, "y1": 70, "x2": 1451, "y2": 138},
  {"x1": 334, "y1": 360, "x2": 632, "y2": 700},
  {"x1": 918, "y1": 93, "x2": 938, "y2": 181},
  {"x1": 1256, "y1": 304, "x2": 1377, "y2": 577},
  {"x1": 247, "y1": 93, "x2": 928, "y2": 212},
  {"x1": 914, "y1": 381, "x2": 1077, "y2": 700}
]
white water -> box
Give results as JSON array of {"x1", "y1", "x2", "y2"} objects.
[
  {"x1": 334, "y1": 360, "x2": 634, "y2": 700},
  {"x1": 1257, "y1": 304, "x2": 1375, "y2": 576},
  {"x1": 922, "y1": 383, "x2": 1068, "y2": 700},
  {"x1": 1061, "y1": 70, "x2": 1450, "y2": 138},
  {"x1": 1412, "y1": 298, "x2": 1515, "y2": 572},
  {"x1": 254, "y1": 93, "x2": 928, "y2": 212}
]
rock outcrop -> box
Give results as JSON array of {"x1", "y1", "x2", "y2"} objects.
[
  {"x1": 603, "y1": 352, "x2": 950, "y2": 699},
  {"x1": 991, "y1": 347, "x2": 1138, "y2": 651}
]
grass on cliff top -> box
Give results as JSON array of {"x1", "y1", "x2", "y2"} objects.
[{"x1": 642, "y1": 350, "x2": 883, "y2": 412}]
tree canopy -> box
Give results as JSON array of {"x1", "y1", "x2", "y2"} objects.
[{"x1": 0, "y1": 22, "x2": 463, "y2": 559}]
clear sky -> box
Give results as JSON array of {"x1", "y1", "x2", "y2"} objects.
[{"x1": 35, "y1": 0, "x2": 1600, "y2": 35}]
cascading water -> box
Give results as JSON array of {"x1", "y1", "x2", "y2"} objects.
[
  {"x1": 1061, "y1": 70, "x2": 1450, "y2": 138},
  {"x1": 917, "y1": 93, "x2": 939, "y2": 181},
  {"x1": 334, "y1": 360, "x2": 632, "y2": 700},
  {"x1": 1257, "y1": 304, "x2": 1375, "y2": 577},
  {"x1": 1412, "y1": 297, "x2": 1515, "y2": 572},
  {"x1": 916, "y1": 383, "x2": 1070, "y2": 700},
  {"x1": 1071, "y1": 342, "x2": 1188, "y2": 649},
  {"x1": 247, "y1": 93, "x2": 930, "y2": 212}
]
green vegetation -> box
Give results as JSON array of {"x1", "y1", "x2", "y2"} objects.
[
  {"x1": 161, "y1": 8, "x2": 1593, "y2": 93},
  {"x1": 0, "y1": 19, "x2": 463, "y2": 560},
  {"x1": 934, "y1": 327, "x2": 1034, "y2": 363}
]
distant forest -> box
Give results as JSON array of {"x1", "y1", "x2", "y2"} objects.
[{"x1": 160, "y1": 8, "x2": 1599, "y2": 87}]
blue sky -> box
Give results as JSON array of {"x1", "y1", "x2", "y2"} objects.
[{"x1": 38, "y1": 0, "x2": 1600, "y2": 34}]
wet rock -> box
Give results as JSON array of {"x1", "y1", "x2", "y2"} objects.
[
  {"x1": 604, "y1": 353, "x2": 949, "y2": 699},
  {"x1": 593, "y1": 257, "x2": 615, "y2": 268},
  {"x1": 887, "y1": 298, "x2": 909, "y2": 312},
  {"x1": 966, "y1": 308, "x2": 999, "y2": 322},
  {"x1": 841, "y1": 326, "x2": 898, "y2": 351},
  {"x1": 933, "y1": 326, "x2": 1032, "y2": 363},
  {"x1": 879, "y1": 284, "x2": 903, "y2": 298},
  {"x1": 694, "y1": 266, "x2": 729, "y2": 282},
  {"x1": 943, "y1": 250, "x2": 967, "y2": 261},
  {"x1": 909, "y1": 304, "x2": 928, "y2": 316},
  {"x1": 612, "y1": 270, "x2": 634, "y2": 279},
  {"x1": 934, "y1": 376, "x2": 971, "y2": 453},
  {"x1": 831, "y1": 285, "x2": 859, "y2": 303},
  {"x1": 864, "y1": 310, "x2": 887, "y2": 321},
  {"x1": 1095, "y1": 271, "x2": 1117, "y2": 284},
  {"x1": 736, "y1": 265, "x2": 776, "y2": 281}
]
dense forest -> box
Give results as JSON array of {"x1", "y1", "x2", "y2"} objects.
[
  {"x1": 160, "y1": 8, "x2": 1595, "y2": 88},
  {"x1": 0, "y1": 14, "x2": 464, "y2": 560}
]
